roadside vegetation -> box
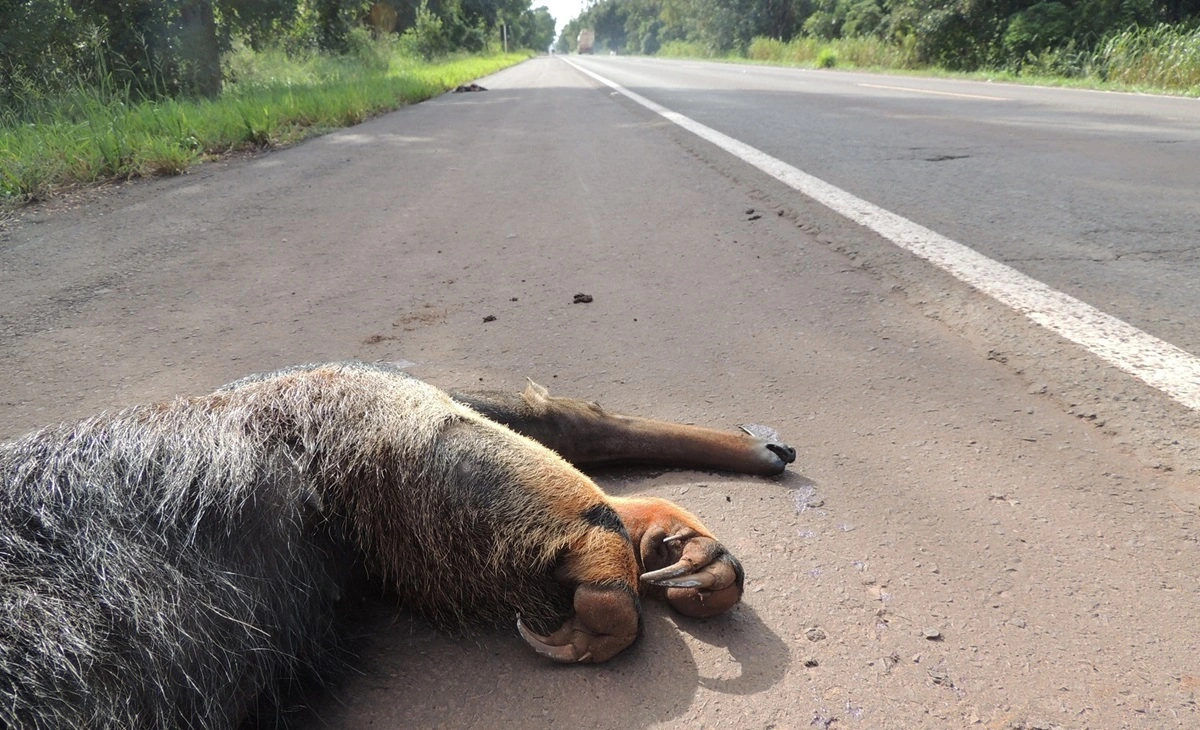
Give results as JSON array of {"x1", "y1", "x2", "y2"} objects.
[
  {"x1": 559, "y1": 0, "x2": 1200, "y2": 95},
  {"x1": 1, "y1": 0, "x2": 553, "y2": 205}
]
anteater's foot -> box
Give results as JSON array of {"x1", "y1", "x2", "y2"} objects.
[
  {"x1": 739, "y1": 423, "x2": 797, "y2": 475},
  {"x1": 639, "y1": 528, "x2": 744, "y2": 618},
  {"x1": 517, "y1": 584, "x2": 640, "y2": 663}
]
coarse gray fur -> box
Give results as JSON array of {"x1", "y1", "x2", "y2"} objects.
[{"x1": 0, "y1": 362, "x2": 589, "y2": 730}]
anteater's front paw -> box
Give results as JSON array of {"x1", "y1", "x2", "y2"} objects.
[
  {"x1": 639, "y1": 528, "x2": 745, "y2": 618},
  {"x1": 517, "y1": 584, "x2": 640, "y2": 663}
]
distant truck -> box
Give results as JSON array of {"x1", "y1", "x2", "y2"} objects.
[{"x1": 577, "y1": 29, "x2": 595, "y2": 54}]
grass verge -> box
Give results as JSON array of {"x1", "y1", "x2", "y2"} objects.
[
  {"x1": 661, "y1": 25, "x2": 1200, "y2": 97},
  {"x1": 0, "y1": 49, "x2": 531, "y2": 206}
]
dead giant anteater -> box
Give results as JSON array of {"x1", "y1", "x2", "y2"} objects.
[{"x1": 0, "y1": 361, "x2": 796, "y2": 729}]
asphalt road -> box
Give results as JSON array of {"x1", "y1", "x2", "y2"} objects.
[
  {"x1": 567, "y1": 56, "x2": 1200, "y2": 357},
  {"x1": 2, "y1": 57, "x2": 1200, "y2": 729}
]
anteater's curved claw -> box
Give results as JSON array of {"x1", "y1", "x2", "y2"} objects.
[
  {"x1": 639, "y1": 533, "x2": 723, "y2": 585},
  {"x1": 643, "y1": 546, "x2": 745, "y2": 618},
  {"x1": 515, "y1": 585, "x2": 639, "y2": 664},
  {"x1": 640, "y1": 561, "x2": 700, "y2": 584},
  {"x1": 517, "y1": 616, "x2": 582, "y2": 663},
  {"x1": 644, "y1": 570, "x2": 718, "y2": 589}
]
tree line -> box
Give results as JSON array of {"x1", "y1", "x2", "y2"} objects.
[
  {"x1": 0, "y1": 0, "x2": 555, "y2": 107},
  {"x1": 557, "y1": 0, "x2": 1200, "y2": 71}
]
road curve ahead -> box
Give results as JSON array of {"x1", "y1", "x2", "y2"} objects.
[{"x1": 2, "y1": 56, "x2": 1199, "y2": 729}]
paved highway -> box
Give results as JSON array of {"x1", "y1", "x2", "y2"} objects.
[
  {"x1": 2, "y1": 56, "x2": 1199, "y2": 729},
  {"x1": 570, "y1": 56, "x2": 1200, "y2": 356}
]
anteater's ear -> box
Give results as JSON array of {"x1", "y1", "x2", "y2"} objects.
[{"x1": 522, "y1": 379, "x2": 551, "y2": 408}]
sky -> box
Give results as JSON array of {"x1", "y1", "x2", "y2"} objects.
[{"x1": 538, "y1": 0, "x2": 587, "y2": 37}]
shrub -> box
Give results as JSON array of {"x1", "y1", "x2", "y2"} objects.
[
  {"x1": 657, "y1": 40, "x2": 716, "y2": 58},
  {"x1": 346, "y1": 27, "x2": 393, "y2": 71},
  {"x1": 400, "y1": 1, "x2": 452, "y2": 61},
  {"x1": 748, "y1": 37, "x2": 786, "y2": 61},
  {"x1": 1003, "y1": 2, "x2": 1073, "y2": 62}
]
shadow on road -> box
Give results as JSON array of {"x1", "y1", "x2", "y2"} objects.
[
  {"x1": 290, "y1": 531, "x2": 791, "y2": 729},
  {"x1": 290, "y1": 598, "x2": 787, "y2": 729}
]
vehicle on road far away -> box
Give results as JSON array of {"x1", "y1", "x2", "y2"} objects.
[{"x1": 578, "y1": 29, "x2": 595, "y2": 54}]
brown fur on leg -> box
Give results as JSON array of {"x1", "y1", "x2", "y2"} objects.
[
  {"x1": 450, "y1": 381, "x2": 797, "y2": 476},
  {"x1": 516, "y1": 502, "x2": 642, "y2": 662},
  {"x1": 518, "y1": 529, "x2": 642, "y2": 663}
]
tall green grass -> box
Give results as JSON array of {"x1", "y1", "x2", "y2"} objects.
[
  {"x1": 0, "y1": 42, "x2": 530, "y2": 204},
  {"x1": 1091, "y1": 24, "x2": 1200, "y2": 90},
  {"x1": 657, "y1": 35, "x2": 920, "y2": 69},
  {"x1": 662, "y1": 25, "x2": 1200, "y2": 95},
  {"x1": 657, "y1": 40, "x2": 722, "y2": 59},
  {"x1": 746, "y1": 36, "x2": 920, "y2": 70}
]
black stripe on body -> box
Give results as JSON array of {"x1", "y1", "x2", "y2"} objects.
[{"x1": 581, "y1": 503, "x2": 629, "y2": 539}]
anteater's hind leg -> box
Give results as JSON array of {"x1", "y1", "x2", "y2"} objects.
[
  {"x1": 449, "y1": 381, "x2": 797, "y2": 476},
  {"x1": 450, "y1": 380, "x2": 782, "y2": 638}
]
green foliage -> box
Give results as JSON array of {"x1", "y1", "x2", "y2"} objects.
[
  {"x1": 803, "y1": 10, "x2": 841, "y2": 39},
  {"x1": 0, "y1": 45, "x2": 529, "y2": 204},
  {"x1": 0, "y1": 0, "x2": 89, "y2": 109},
  {"x1": 313, "y1": 0, "x2": 374, "y2": 52},
  {"x1": 1, "y1": 0, "x2": 547, "y2": 112},
  {"x1": 1093, "y1": 22, "x2": 1200, "y2": 88},
  {"x1": 816, "y1": 46, "x2": 838, "y2": 65},
  {"x1": 513, "y1": 5, "x2": 557, "y2": 51},
  {"x1": 657, "y1": 39, "x2": 721, "y2": 56},
  {"x1": 563, "y1": 0, "x2": 1200, "y2": 82},
  {"x1": 841, "y1": 0, "x2": 886, "y2": 36},
  {"x1": 632, "y1": 18, "x2": 667, "y2": 54},
  {"x1": 1003, "y1": 2, "x2": 1073, "y2": 61},
  {"x1": 0, "y1": 1, "x2": 260, "y2": 104},
  {"x1": 345, "y1": 26, "x2": 396, "y2": 69},
  {"x1": 400, "y1": 0, "x2": 452, "y2": 58}
]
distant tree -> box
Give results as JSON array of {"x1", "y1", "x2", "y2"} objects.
[
  {"x1": 590, "y1": 0, "x2": 630, "y2": 51},
  {"x1": 313, "y1": 0, "x2": 373, "y2": 51},
  {"x1": 180, "y1": 0, "x2": 223, "y2": 96},
  {"x1": 1002, "y1": 0, "x2": 1072, "y2": 59},
  {"x1": 400, "y1": 0, "x2": 447, "y2": 57},
  {"x1": 557, "y1": 16, "x2": 582, "y2": 50},
  {"x1": 0, "y1": 0, "x2": 83, "y2": 110},
  {"x1": 841, "y1": 0, "x2": 886, "y2": 36},
  {"x1": 517, "y1": 6, "x2": 557, "y2": 50}
]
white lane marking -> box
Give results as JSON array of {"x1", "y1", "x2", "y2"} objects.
[
  {"x1": 563, "y1": 58, "x2": 1200, "y2": 411},
  {"x1": 857, "y1": 82, "x2": 1009, "y2": 101}
]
